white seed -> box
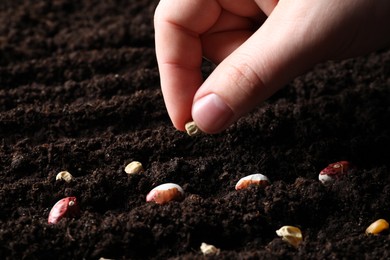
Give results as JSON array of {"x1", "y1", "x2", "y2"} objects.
[
  {"x1": 146, "y1": 183, "x2": 184, "y2": 204},
  {"x1": 276, "y1": 226, "x2": 303, "y2": 248},
  {"x1": 318, "y1": 174, "x2": 333, "y2": 184},
  {"x1": 125, "y1": 161, "x2": 144, "y2": 174},
  {"x1": 235, "y1": 173, "x2": 270, "y2": 190},
  {"x1": 185, "y1": 121, "x2": 201, "y2": 136},
  {"x1": 55, "y1": 171, "x2": 73, "y2": 183},
  {"x1": 200, "y1": 242, "x2": 220, "y2": 256}
]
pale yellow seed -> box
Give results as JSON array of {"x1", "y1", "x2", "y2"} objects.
[
  {"x1": 124, "y1": 161, "x2": 144, "y2": 174},
  {"x1": 55, "y1": 171, "x2": 73, "y2": 183},
  {"x1": 276, "y1": 226, "x2": 303, "y2": 248},
  {"x1": 200, "y1": 242, "x2": 220, "y2": 256},
  {"x1": 185, "y1": 121, "x2": 201, "y2": 136},
  {"x1": 365, "y1": 219, "x2": 389, "y2": 235}
]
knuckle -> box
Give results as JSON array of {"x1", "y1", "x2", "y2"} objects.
[{"x1": 225, "y1": 59, "x2": 264, "y2": 99}]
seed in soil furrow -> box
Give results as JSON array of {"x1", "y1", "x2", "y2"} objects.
[
  {"x1": 276, "y1": 226, "x2": 303, "y2": 248},
  {"x1": 48, "y1": 197, "x2": 80, "y2": 224},
  {"x1": 55, "y1": 171, "x2": 73, "y2": 183},
  {"x1": 366, "y1": 219, "x2": 389, "y2": 235},
  {"x1": 124, "y1": 161, "x2": 144, "y2": 174},
  {"x1": 146, "y1": 183, "x2": 184, "y2": 204},
  {"x1": 318, "y1": 161, "x2": 352, "y2": 184},
  {"x1": 235, "y1": 173, "x2": 270, "y2": 190}
]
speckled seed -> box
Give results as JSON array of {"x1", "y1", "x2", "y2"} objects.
[
  {"x1": 276, "y1": 226, "x2": 303, "y2": 248},
  {"x1": 365, "y1": 219, "x2": 389, "y2": 235},
  {"x1": 125, "y1": 161, "x2": 144, "y2": 174},
  {"x1": 235, "y1": 173, "x2": 270, "y2": 190},
  {"x1": 200, "y1": 242, "x2": 220, "y2": 256},
  {"x1": 185, "y1": 121, "x2": 201, "y2": 136},
  {"x1": 146, "y1": 183, "x2": 184, "y2": 204},
  {"x1": 55, "y1": 171, "x2": 73, "y2": 183},
  {"x1": 318, "y1": 161, "x2": 352, "y2": 184}
]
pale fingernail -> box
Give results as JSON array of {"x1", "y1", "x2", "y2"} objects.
[{"x1": 192, "y1": 93, "x2": 233, "y2": 133}]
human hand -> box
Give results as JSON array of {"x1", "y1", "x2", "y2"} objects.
[{"x1": 154, "y1": 0, "x2": 390, "y2": 133}]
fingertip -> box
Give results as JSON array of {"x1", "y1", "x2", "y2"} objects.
[{"x1": 192, "y1": 93, "x2": 234, "y2": 134}]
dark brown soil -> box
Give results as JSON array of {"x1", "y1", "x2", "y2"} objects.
[{"x1": 1, "y1": 1, "x2": 390, "y2": 259}]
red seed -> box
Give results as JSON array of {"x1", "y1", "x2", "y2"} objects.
[
  {"x1": 319, "y1": 161, "x2": 352, "y2": 183},
  {"x1": 48, "y1": 197, "x2": 80, "y2": 224}
]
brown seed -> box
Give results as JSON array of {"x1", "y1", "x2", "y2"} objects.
[
  {"x1": 365, "y1": 219, "x2": 389, "y2": 235},
  {"x1": 55, "y1": 171, "x2": 73, "y2": 183},
  {"x1": 276, "y1": 226, "x2": 303, "y2": 248},
  {"x1": 124, "y1": 161, "x2": 144, "y2": 174},
  {"x1": 185, "y1": 121, "x2": 201, "y2": 136}
]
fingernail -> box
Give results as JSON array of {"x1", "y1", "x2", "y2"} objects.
[{"x1": 192, "y1": 93, "x2": 233, "y2": 133}]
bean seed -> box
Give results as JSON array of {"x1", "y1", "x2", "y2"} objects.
[
  {"x1": 318, "y1": 161, "x2": 352, "y2": 184},
  {"x1": 146, "y1": 183, "x2": 184, "y2": 204},
  {"x1": 365, "y1": 219, "x2": 389, "y2": 235},
  {"x1": 125, "y1": 161, "x2": 144, "y2": 175},
  {"x1": 55, "y1": 171, "x2": 73, "y2": 183},
  {"x1": 235, "y1": 173, "x2": 270, "y2": 190},
  {"x1": 276, "y1": 226, "x2": 303, "y2": 248},
  {"x1": 200, "y1": 242, "x2": 220, "y2": 256},
  {"x1": 48, "y1": 197, "x2": 80, "y2": 224},
  {"x1": 185, "y1": 121, "x2": 201, "y2": 136}
]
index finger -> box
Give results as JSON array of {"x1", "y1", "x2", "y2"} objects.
[{"x1": 154, "y1": 0, "x2": 221, "y2": 131}]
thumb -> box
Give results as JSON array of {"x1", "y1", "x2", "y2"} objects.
[{"x1": 192, "y1": 2, "x2": 332, "y2": 134}]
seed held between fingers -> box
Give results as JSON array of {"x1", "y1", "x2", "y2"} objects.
[
  {"x1": 185, "y1": 121, "x2": 202, "y2": 136},
  {"x1": 125, "y1": 161, "x2": 144, "y2": 174},
  {"x1": 276, "y1": 226, "x2": 303, "y2": 248},
  {"x1": 146, "y1": 183, "x2": 184, "y2": 204},
  {"x1": 235, "y1": 173, "x2": 270, "y2": 190},
  {"x1": 55, "y1": 171, "x2": 73, "y2": 183},
  {"x1": 365, "y1": 219, "x2": 389, "y2": 235}
]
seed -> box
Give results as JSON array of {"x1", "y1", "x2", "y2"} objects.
[
  {"x1": 365, "y1": 219, "x2": 389, "y2": 235},
  {"x1": 185, "y1": 121, "x2": 201, "y2": 136},
  {"x1": 146, "y1": 183, "x2": 184, "y2": 204},
  {"x1": 318, "y1": 161, "x2": 352, "y2": 184},
  {"x1": 48, "y1": 197, "x2": 80, "y2": 224},
  {"x1": 55, "y1": 171, "x2": 73, "y2": 183},
  {"x1": 200, "y1": 242, "x2": 220, "y2": 256},
  {"x1": 125, "y1": 161, "x2": 144, "y2": 174},
  {"x1": 235, "y1": 173, "x2": 270, "y2": 190},
  {"x1": 276, "y1": 226, "x2": 303, "y2": 248}
]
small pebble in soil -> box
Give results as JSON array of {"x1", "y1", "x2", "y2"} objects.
[
  {"x1": 185, "y1": 121, "x2": 202, "y2": 136},
  {"x1": 124, "y1": 161, "x2": 144, "y2": 174},
  {"x1": 55, "y1": 171, "x2": 73, "y2": 183},
  {"x1": 318, "y1": 161, "x2": 352, "y2": 184},
  {"x1": 48, "y1": 197, "x2": 80, "y2": 224},
  {"x1": 146, "y1": 183, "x2": 184, "y2": 204},
  {"x1": 235, "y1": 173, "x2": 270, "y2": 190},
  {"x1": 276, "y1": 226, "x2": 303, "y2": 248},
  {"x1": 200, "y1": 242, "x2": 220, "y2": 256},
  {"x1": 365, "y1": 219, "x2": 389, "y2": 235}
]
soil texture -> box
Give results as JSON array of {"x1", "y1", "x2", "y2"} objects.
[{"x1": 1, "y1": 0, "x2": 390, "y2": 259}]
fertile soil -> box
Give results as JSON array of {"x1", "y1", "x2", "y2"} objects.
[{"x1": 1, "y1": 1, "x2": 390, "y2": 259}]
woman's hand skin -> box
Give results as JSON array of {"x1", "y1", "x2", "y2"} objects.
[{"x1": 154, "y1": 0, "x2": 390, "y2": 133}]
